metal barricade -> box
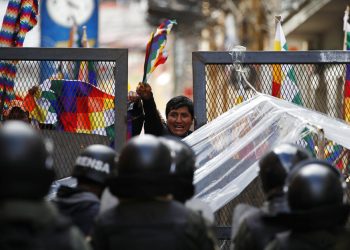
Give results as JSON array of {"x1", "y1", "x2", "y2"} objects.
[
  {"x1": 192, "y1": 50, "x2": 350, "y2": 248},
  {"x1": 0, "y1": 48, "x2": 128, "y2": 179}
]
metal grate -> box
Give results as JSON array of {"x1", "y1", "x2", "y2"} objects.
[
  {"x1": 205, "y1": 63, "x2": 345, "y2": 122},
  {"x1": 192, "y1": 51, "x2": 350, "y2": 246},
  {"x1": 0, "y1": 48, "x2": 128, "y2": 179}
]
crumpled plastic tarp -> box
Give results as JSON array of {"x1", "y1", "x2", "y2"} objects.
[
  {"x1": 184, "y1": 94, "x2": 350, "y2": 212},
  {"x1": 48, "y1": 94, "x2": 350, "y2": 212}
]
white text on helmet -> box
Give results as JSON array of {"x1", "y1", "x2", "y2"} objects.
[{"x1": 76, "y1": 156, "x2": 110, "y2": 174}]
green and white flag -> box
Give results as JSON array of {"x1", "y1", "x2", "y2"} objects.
[{"x1": 272, "y1": 18, "x2": 303, "y2": 105}]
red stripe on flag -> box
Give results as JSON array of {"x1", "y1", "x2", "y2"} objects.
[
  {"x1": 272, "y1": 81, "x2": 281, "y2": 98},
  {"x1": 344, "y1": 80, "x2": 350, "y2": 97},
  {"x1": 153, "y1": 55, "x2": 167, "y2": 69},
  {"x1": 60, "y1": 112, "x2": 78, "y2": 133},
  {"x1": 23, "y1": 93, "x2": 36, "y2": 112}
]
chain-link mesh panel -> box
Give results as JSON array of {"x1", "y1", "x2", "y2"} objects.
[
  {"x1": 196, "y1": 56, "x2": 350, "y2": 247},
  {"x1": 215, "y1": 177, "x2": 265, "y2": 250},
  {"x1": 205, "y1": 63, "x2": 346, "y2": 122},
  {"x1": 0, "y1": 58, "x2": 120, "y2": 179}
]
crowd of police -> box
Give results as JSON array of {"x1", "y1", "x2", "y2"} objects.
[
  {"x1": 1, "y1": 82, "x2": 350, "y2": 250},
  {"x1": 0, "y1": 120, "x2": 218, "y2": 250},
  {"x1": 231, "y1": 145, "x2": 350, "y2": 250}
]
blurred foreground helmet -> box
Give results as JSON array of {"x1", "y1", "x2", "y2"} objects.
[
  {"x1": 73, "y1": 144, "x2": 116, "y2": 186},
  {"x1": 259, "y1": 143, "x2": 311, "y2": 196},
  {"x1": 287, "y1": 160, "x2": 346, "y2": 211},
  {"x1": 159, "y1": 136, "x2": 196, "y2": 202},
  {"x1": 109, "y1": 134, "x2": 173, "y2": 198},
  {"x1": 0, "y1": 121, "x2": 54, "y2": 199}
]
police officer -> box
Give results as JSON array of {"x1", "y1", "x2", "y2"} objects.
[
  {"x1": 160, "y1": 136, "x2": 215, "y2": 223},
  {"x1": 159, "y1": 136, "x2": 214, "y2": 226},
  {"x1": 0, "y1": 121, "x2": 90, "y2": 250},
  {"x1": 91, "y1": 134, "x2": 218, "y2": 250},
  {"x1": 53, "y1": 144, "x2": 116, "y2": 237},
  {"x1": 158, "y1": 136, "x2": 196, "y2": 202},
  {"x1": 266, "y1": 160, "x2": 350, "y2": 250},
  {"x1": 231, "y1": 143, "x2": 312, "y2": 250}
]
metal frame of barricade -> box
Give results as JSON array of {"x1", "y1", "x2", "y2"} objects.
[
  {"x1": 0, "y1": 47, "x2": 128, "y2": 178},
  {"x1": 192, "y1": 50, "x2": 350, "y2": 247}
]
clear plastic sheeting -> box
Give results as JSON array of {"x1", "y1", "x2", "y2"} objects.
[{"x1": 184, "y1": 94, "x2": 350, "y2": 212}]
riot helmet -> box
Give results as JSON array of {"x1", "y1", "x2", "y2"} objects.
[
  {"x1": 73, "y1": 144, "x2": 116, "y2": 186},
  {"x1": 0, "y1": 121, "x2": 55, "y2": 199},
  {"x1": 159, "y1": 136, "x2": 196, "y2": 202},
  {"x1": 286, "y1": 159, "x2": 346, "y2": 211},
  {"x1": 109, "y1": 134, "x2": 173, "y2": 198},
  {"x1": 258, "y1": 143, "x2": 311, "y2": 198}
]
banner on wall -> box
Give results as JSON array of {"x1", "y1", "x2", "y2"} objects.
[{"x1": 40, "y1": 0, "x2": 99, "y2": 81}]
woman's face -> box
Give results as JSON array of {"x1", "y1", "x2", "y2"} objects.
[{"x1": 166, "y1": 106, "x2": 193, "y2": 137}]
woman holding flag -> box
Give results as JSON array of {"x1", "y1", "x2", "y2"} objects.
[
  {"x1": 131, "y1": 19, "x2": 194, "y2": 138},
  {"x1": 136, "y1": 82, "x2": 194, "y2": 138}
]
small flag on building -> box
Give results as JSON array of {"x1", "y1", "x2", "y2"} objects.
[
  {"x1": 272, "y1": 16, "x2": 303, "y2": 105},
  {"x1": 77, "y1": 26, "x2": 97, "y2": 86}
]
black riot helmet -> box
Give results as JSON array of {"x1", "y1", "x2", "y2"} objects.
[
  {"x1": 73, "y1": 144, "x2": 116, "y2": 187},
  {"x1": 0, "y1": 121, "x2": 55, "y2": 199},
  {"x1": 109, "y1": 134, "x2": 173, "y2": 198},
  {"x1": 258, "y1": 143, "x2": 311, "y2": 198},
  {"x1": 159, "y1": 136, "x2": 196, "y2": 203},
  {"x1": 286, "y1": 159, "x2": 346, "y2": 211}
]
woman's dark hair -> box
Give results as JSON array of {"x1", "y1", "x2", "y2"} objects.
[
  {"x1": 7, "y1": 107, "x2": 30, "y2": 123},
  {"x1": 165, "y1": 96, "x2": 194, "y2": 119}
]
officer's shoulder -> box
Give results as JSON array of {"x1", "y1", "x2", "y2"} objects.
[
  {"x1": 95, "y1": 205, "x2": 118, "y2": 225},
  {"x1": 185, "y1": 199, "x2": 214, "y2": 224},
  {"x1": 334, "y1": 228, "x2": 350, "y2": 249},
  {"x1": 170, "y1": 200, "x2": 205, "y2": 219}
]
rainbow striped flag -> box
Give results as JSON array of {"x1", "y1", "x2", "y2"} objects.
[
  {"x1": 0, "y1": 0, "x2": 38, "y2": 116},
  {"x1": 23, "y1": 79, "x2": 58, "y2": 124},
  {"x1": 78, "y1": 61, "x2": 97, "y2": 86},
  {"x1": 325, "y1": 142, "x2": 343, "y2": 163},
  {"x1": 273, "y1": 18, "x2": 311, "y2": 154},
  {"x1": 24, "y1": 80, "x2": 115, "y2": 141},
  {"x1": 272, "y1": 18, "x2": 303, "y2": 105},
  {"x1": 343, "y1": 7, "x2": 350, "y2": 122},
  {"x1": 142, "y1": 19, "x2": 176, "y2": 83}
]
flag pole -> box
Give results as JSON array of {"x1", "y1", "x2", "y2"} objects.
[
  {"x1": 78, "y1": 26, "x2": 89, "y2": 82},
  {"x1": 81, "y1": 26, "x2": 88, "y2": 48},
  {"x1": 142, "y1": 33, "x2": 154, "y2": 84},
  {"x1": 275, "y1": 15, "x2": 281, "y2": 31},
  {"x1": 68, "y1": 17, "x2": 77, "y2": 48}
]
